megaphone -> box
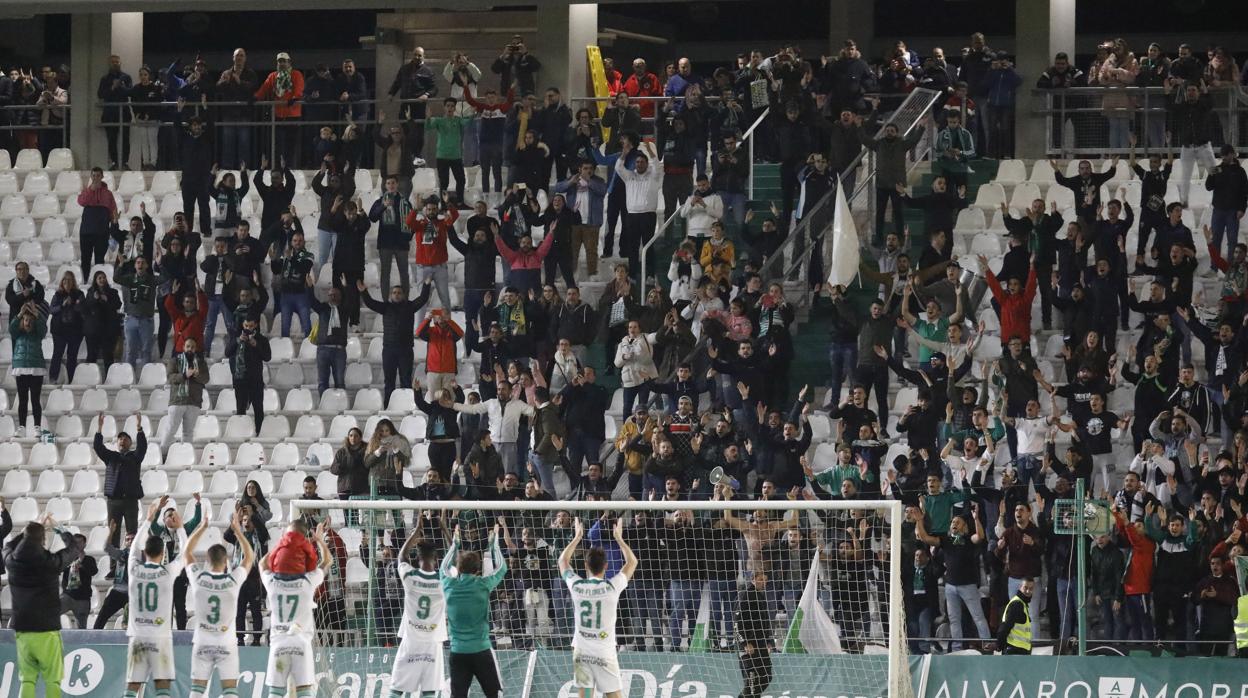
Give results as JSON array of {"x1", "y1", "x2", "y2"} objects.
[{"x1": 709, "y1": 466, "x2": 740, "y2": 491}]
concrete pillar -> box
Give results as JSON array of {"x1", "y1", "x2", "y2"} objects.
[
  {"x1": 110, "y1": 12, "x2": 143, "y2": 77},
  {"x1": 536, "y1": 3, "x2": 598, "y2": 100},
  {"x1": 70, "y1": 13, "x2": 114, "y2": 169},
  {"x1": 828, "y1": 0, "x2": 874, "y2": 57},
  {"x1": 1015, "y1": 0, "x2": 1076, "y2": 159},
  {"x1": 374, "y1": 18, "x2": 405, "y2": 124}
]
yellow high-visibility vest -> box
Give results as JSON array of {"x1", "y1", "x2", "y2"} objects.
[
  {"x1": 1234, "y1": 595, "x2": 1248, "y2": 650},
  {"x1": 1002, "y1": 595, "x2": 1032, "y2": 652}
]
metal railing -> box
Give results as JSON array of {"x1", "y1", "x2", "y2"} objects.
[
  {"x1": 636, "y1": 105, "x2": 770, "y2": 299},
  {"x1": 0, "y1": 103, "x2": 71, "y2": 150},
  {"x1": 1031, "y1": 85, "x2": 1248, "y2": 156},
  {"x1": 756, "y1": 87, "x2": 942, "y2": 303}
]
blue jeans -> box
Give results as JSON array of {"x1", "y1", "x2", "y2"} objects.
[
  {"x1": 1107, "y1": 116, "x2": 1132, "y2": 150},
  {"x1": 667, "y1": 580, "x2": 701, "y2": 650},
  {"x1": 220, "y1": 125, "x2": 253, "y2": 170},
  {"x1": 123, "y1": 315, "x2": 154, "y2": 373},
  {"x1": 414, "y1": 264, "x2": 452, "y2": 326},
  {"x1": 907, "y1": 605, "x2": 934, "y2": 654},
  {"x1": 626, "y1": 580, "x2": 665, "y2": 649},
  {"x1": 1098, "y1": 597, "x2": 1124, "y2": 641},
  {"x1": 529, "y1": 450, "x2": 557, "y2": 494},
  {"x1": 1055, "y1": 577, "x2": 1077, "y2": 641},
  {"x1": 1124, "y1": 593, "x2": 1155, "y2": 642},
  {"x1": 827, "y1": 342, "x2": 857, "y2": 405},
  {"x1": 945, "y1": 582, "x2": 991, "y2": 650},
  {"x1": 627, "y1": 472, "x2": 644, "y2": 500},
  {"x1": 317, "y1": 229, "x2": 337, "y2": 274},
  {"x1": 203, "y1": 294, "x2": 230, "y2": 356},
  {"x1": 549, "y1": 578, "x2": 573, "y2": 642},
  {"x1": 279, "y1": 291, "x2": 312, "y2": 337},
  {"x1": 566, "y1": 433, "x2": 602, "y2": 484},
  {"x1": 621, "y1": 384, "x2": 651, "y2": 421},
  {"x1": 316, "y1": 345, "x2": 346, "y2": 395},
  {"x1": 720, "y1": 192, "x2": 747, "y2": 228},
  {"x1": 1210, "y1": 208, "x2": 1241, "y2": 260},
  {"x1": 1015, "y1": 454, "x2": 1043, "y2": 486},
  {"x1": 708, "y1": 579, "x2": 737, "y2": 644}
]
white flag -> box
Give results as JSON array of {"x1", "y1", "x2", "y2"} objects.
[
  {"x1": 783, "y1": 549, "x2": 843, "y2": 654},
  {"x1": 824, "y1": 181, "x2": 860, "y2": 290}
]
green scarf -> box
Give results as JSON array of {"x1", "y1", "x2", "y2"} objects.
[
  {"x1": 499, "y1": 302, "x2": 526, "y2": 336},
  {"x1": 275, "y1": 69, "x2": 293, "y2": 98}
]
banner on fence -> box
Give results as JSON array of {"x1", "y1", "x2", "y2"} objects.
[{"x1": 5, "y1": 642, "x2": 1243, "y2": 698}]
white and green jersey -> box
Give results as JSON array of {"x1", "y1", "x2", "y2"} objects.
[
  {"x1": 397, "y1": 562, "x2": 448, "y2": 643},
  {"x1": 127, "y1": 522, "x2": 188, "y2": 638},
  {"x1": 563, "y1": 570, "x2": 628, "y2": 655},
  {"x1": 261, "y1": 568, "x2": 325, "y2": 639},
  {"x1": 188, "y1": 563, "x2": 249, "y2": 642}
]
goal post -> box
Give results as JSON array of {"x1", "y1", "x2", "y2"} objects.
[{"x1": 289, "y1": 497, "x2": 912, "y2": 698}]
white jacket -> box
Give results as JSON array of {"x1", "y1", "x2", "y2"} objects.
[
  {"x1": 548, "y1": 349, "x2": 582, "y2": 394},
  {"x1": 454, "y1": 396, "x2": 535, "y2": 443},
  {"x1": 679, "y1": 192, "x2": 724, "y2": 238},
  {"x1": 613, "y1": 332, "x2": 659, "y2": 388},
  {"x1": 681, "y1": 296, "x2": 724, "y2": 338},
  {"x1": 615, "y1": 155, "x2": 662, "y2": 213},
  {"x1": 667, "y1": 258, "x2": 703, "y2": 303},
  {"x1": 443, "y1": 61, "x2": 482, "y2": 117}
]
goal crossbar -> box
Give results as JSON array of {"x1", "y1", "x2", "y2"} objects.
[
  {"x1": 292, "y1": 497, "x2": 909, "y2": 698},
  {"x1": 289, "y1": 498, "x2": 906, "y2": 514}
]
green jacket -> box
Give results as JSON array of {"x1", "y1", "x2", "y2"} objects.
[
  {"x1": 814, "y1": 464, "x2": 876, "y2": 493},
  {"x1": 441, "y1": 536, "x2": 508, "y2": 653},
  {"x1": 114, "y1": 267, "x2": 167, "y2": 317},
  {"x1": 150, "y1": 500, "x2": 203, "y2": 558},
  {"x1": 922, "y1": 488, "x2": 970, "y2": 535},
  {"x1": 9, "y1": 315, "x2": 47, "y2": 369},
  {"x1": 428, "y1": 116, "x2": 466, "y2": 160}
]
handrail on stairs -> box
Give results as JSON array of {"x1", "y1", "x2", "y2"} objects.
[
  {"x1": 637, "y1": 106, "x2": 771, "y2": 300},
  {"x1": 755, "y1": 88, "x2": 944, "y2": 301}
]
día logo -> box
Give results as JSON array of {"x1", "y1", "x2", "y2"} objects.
[
  {"x1": 1099, "y1": 677, "x2": 1137, "y2": 698},
  {"x1": 61, "y1": 649, "x2": 104, "y2": 696}
]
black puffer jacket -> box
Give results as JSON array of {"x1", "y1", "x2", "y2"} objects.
[
  {"x1": 450, "y1": 222, "x2": 500, "y2": 293},
  {"x1": 3, "y1": 528, "x2": 83, "y2": 631},
  {"x1": 96, "y1": 432, "x2": 146, "y2": 500}
]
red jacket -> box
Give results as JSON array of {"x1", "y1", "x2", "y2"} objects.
[
  {"x1": 164, "y1": 289, "x2": 208, "y2": 354},
  {"x1": 623, "y1": 72, "x2": 662, "y2": 118},
  {"x1": 417, "y1": 316, "x2": 464, "y2": 374},
  {"x1": 605, "y1": 69, "x2": 623, "y2": 96},
  {"x1": 985, "y1": 266, "x2": 1037, "y2": 343},
  {"x1": 407, "y1": 208, "x2": 459, "y2": 266},
  {"x1": 254, "y1": 70, "x2": 305, "y2": 119},
  {"x1": 1115, "y1": 511, "x2": 1155, "y2": 595},
  {"x1": 495, "y1": 230, "x2": 555, "y2": 271}
]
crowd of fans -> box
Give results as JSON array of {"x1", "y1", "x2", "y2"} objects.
[{"x1": 0, "y1": 31, "x2": 1245, "y2": 658}]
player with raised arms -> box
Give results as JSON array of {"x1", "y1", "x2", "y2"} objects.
[
  {"x1": 389, "y1": 516, "x2": 448, "y2": 698},
  {"x1": 558, "y1": 516, "x2": 638, "y2": 698},
  {"x1": 185, "y1": 510, "x2": 255, "y2": 698},
  {"x1": 124, "y1": 496, "x2": 188, "y2": 698},
  {"x1": 442, "y1": 522, "x2": 508, "y2": 698},
  {"x1": 260, "y1": 520, "x2": 331, "y2": 698}
]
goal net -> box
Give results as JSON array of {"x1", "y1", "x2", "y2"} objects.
[{"x1": 287, "y1": 498, "x2": 911, "y2": 698}]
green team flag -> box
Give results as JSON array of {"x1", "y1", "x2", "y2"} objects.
[
  {"x1": 688, "y1": 586, "x2": 713, "y2": 651},
  {"x1": 783, "y1": 552, "x2": 843, "y2": 654}
]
